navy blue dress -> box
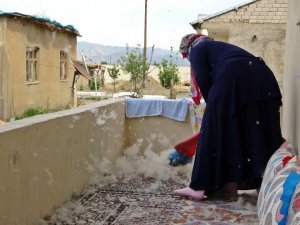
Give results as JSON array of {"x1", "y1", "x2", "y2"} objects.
[{"x1": 189, "y1": 40, "x2": 284, "y2": 191}]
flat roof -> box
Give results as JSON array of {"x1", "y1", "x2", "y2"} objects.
[{"x1": 0, "y1": 11, "x2": 81, "y2": 36}]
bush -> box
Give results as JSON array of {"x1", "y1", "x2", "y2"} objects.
[
  {"x1": 158, "y1": 59, "x2": 180, "y2": 89},
  {"x1": 119, "y1": 44, "x2": 155, "y2": 97},
  {"x1": 108, "y1": 65, "x2": 120, "y2": 92},
  {"x1": 89, "y1": 80, "x2": 101, "y2": 91}
]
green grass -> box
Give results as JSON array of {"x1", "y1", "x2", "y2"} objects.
[
  {"x1": 18, "y1": 107, "x2": 43, "y2": 119},
  {"x1": 16, "y1": 105, "x2": 71, "y2": 120}
]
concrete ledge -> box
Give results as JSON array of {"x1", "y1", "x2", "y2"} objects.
[{"x1": 0, "y1": 98, "x2": 193, "y2": 225}]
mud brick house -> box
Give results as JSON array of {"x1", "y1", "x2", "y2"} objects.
[{"x1": 0, "y1": 12, "x2": 80, "y2": 120}]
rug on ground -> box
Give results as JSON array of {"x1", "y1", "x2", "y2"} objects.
[{"x1": 40, "y1": 175, "x2": 258, "y2": 225}]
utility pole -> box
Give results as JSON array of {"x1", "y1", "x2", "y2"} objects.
[{"x1": 143, "y1": 0, "x2": 148, "y2": 85}]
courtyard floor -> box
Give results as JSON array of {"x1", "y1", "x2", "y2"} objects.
[{"x1": 39, "y1": 150, "x2": 259, "y2": 225}]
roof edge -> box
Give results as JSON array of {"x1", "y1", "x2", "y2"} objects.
[
  {"x1": 190, "y1": 0, "x2": 258, "y2": 27},
  {"x1": 0, "y1": 11, "x2": 81, "y2": 36}
]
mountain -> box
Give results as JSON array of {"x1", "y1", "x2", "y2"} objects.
[{"x1": 77, "y1": 41, "x2": 190, "y2": 66}]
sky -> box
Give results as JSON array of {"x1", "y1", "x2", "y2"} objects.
[{"x1": 0, "y1": 0, "x2": 247, "y2": 50}]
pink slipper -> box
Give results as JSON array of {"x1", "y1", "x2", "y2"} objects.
[{"x1": 174, "y1": 187, "x2": 205, "y2": 200}]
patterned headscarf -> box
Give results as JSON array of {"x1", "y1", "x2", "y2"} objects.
[
  {"x1": 179, "y1": 33, "x2": 211, "y2": 105},
  {"x1": 179, "y1": 33, "x2": 209, "y2": 59}
]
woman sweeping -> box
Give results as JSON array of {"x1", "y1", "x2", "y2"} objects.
[{"x1": 174, "y1": 34, "x2": 284, "y2": 200}]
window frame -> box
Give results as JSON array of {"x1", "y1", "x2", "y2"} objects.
[
  {"x1": 60, "y1": 50, "x2": 68, "y2": 80},
  {"x1": 26, "y1": 46, "x2": 39, "y2": 82}
]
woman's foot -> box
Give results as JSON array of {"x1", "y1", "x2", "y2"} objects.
[
  {"x1": 224, "y1": 182, "x2": 238, "y2": 197},
  {"x1": 207, "y1": 182, "x2": 238, "y2": 201},
  {"x1": 174, "y1": 187, "x2": 205, "y2": 200}
]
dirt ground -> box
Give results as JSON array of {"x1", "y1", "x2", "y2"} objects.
[{"x1": 102, "y1": 76, "x2": 191, "y2": 98}]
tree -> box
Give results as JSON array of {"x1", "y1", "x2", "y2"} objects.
[
  {"x1": 158, "y1": 58, "x2": 180, "y2": 89},
  {"x1": 119, "y1": 44, "x2": 154, "y2": 97},
  {"x1": 107, "y1": 64, "x2": 120, "y2": 93}
]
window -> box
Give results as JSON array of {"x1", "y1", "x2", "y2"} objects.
[
  {"x1": 26, "y1": 47, "x2": 39, "y2": 82},
  {"x1": 60, "y1": 51, "x2": 68, "y2": 80}
]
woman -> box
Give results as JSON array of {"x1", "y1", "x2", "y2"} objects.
[{"x1": 174, "y1": 34, "x2": 284, "y2": 200}]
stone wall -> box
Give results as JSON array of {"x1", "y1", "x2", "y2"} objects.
[
  {"x1": 228, "y1": 23, "x2": 286, "y2": 89},
  {"x1": 207, "y1": 0, "x2": 287, "y2": 24}
]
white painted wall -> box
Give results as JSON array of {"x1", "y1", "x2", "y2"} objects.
[{"x1": 282, "y1": 0, "x2": 300, "y2": 153}]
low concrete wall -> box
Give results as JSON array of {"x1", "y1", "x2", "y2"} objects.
[
  {"x1": 0, "y1": 98, "x2": 193, "y2": 225},
  {"x1": 125, "y1": 115, "x2": 193, "y2": 154}
]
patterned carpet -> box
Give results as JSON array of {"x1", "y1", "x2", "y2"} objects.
[
  {"x1": 171, "y1": 193, "x2": 258, "y2": 225},
  {"x1": 40, "y1": 175, "x2": 259, "y2": 225}
]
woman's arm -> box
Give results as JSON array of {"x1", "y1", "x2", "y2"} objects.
[{"x1": 189, "y1": 43, "x2": 212, "y2": 102}]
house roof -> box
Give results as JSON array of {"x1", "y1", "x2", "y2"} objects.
[
  {"x1": 190, "y1": 0, "x2": 258, "y2": 28},
  {"x1": 0, "y1": 11, "x2": 81, "y2": 36}
]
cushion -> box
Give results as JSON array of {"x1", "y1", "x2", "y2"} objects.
[
  {"x1": 257, "y1": 141, "x2": 298, "y2": 224},
  {"x1": 286, "y1": 170, "x2": 300, "y2": 224}
]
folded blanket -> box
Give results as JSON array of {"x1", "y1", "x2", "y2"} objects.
[{"x1": 125, "y1": 98, "x2": 189, "y2": 121}]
